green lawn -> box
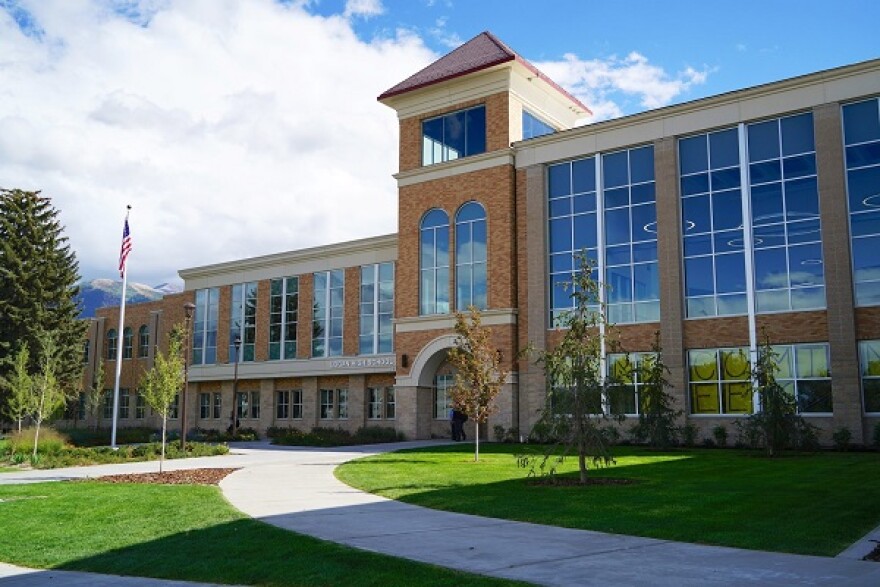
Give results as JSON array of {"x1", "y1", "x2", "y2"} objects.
[
  {"x1": 336, "y1": 444, "x2": 880, "y2": 556},
  {"x1": 0, "y1": 481, "x2": 524, "y2": 587}
]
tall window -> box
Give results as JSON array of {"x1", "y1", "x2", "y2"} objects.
[
  {"x1": 771, "y1": 344, "x2": 832, "y2": 414},
  {"x1": 135, "y1": 392, "x2": 146, "y2": 419},
  {"x1": 312, "y1": 270, "x2": 344, "y2": 357},
  {"x1": 122, "y1": 327, "x2": 133, "y2": 359},
  {"x1": 337, "y1": 389, "x2": 349, "y2": 419},
  {"x1": 292, "y1": 390, "x2": 303, "y2": 419},
  {"x1": 748, "y1": 113, "x2": 824, "y2": 312},
  {"x1": 119, "y1": 389, "x2": 130, "y2": 418},
  {"x1": 320, "y1": 389, "x2": 345, "y2": 419},
  {"x1": 199, "y1": 392, "x2": 211, "y2": 419},
  {"x1": 603, "y1": 146, "x2": 658, "y2": 323},
  {"x1": 522, "y1": 110, "x2": 555, "y2": 140},
  {"x1": 269, "y1": 277, "x2": 298, "y2": 360},
  {"x1": 422, "y1": 105, "x2": 486, "y2": 165},
  {"x1": 138, "y1": 325, "x2": 149, "y2": 358},
  {"x1": 102, "y1": 390, "x2": 113, "y2": 419},
  {"x1": 236, "y1": 391, "x2": 260, "y2": 419},
  {"x1": 455, "y1": 202, "x2": 487, "y2": 310},
  {"x1": 688, "y1": 348, "x2": 751, "y2": 414},
  {"x1": 230, "y1": 282, "x2": 257, "y2": 362},
  {"x1": 276, "y1": 390, "x2": 290, "y2": 419},
  {"x1": 193, "y1": 287, "x2": 219, "y2": 365},
  {"x1": 368, "y1": 387, "x2": 395, "y2": 420},
  {"x1": 680, "y1": 128, "x2": 747, "y2": 317},
  {"x1": 860, "y1": 340, "x2": 880, "y2": 413},
  {"x1": 842, "y1": 98, "x2": 880, "y2": 306},
  {"x1": 360, "y1": 263, "x2": 394, "y2": 354},
  {"x1": 607, "y1": 352, "x2": 656, "y2": 415},
  {"x1": 106, "y1": 329, "x2": 117, "y2": 360},
  {"x1": 433, "y1": 374, "x2": 454, "y2": 419},
  {"x1": 548, "y1": 156, "x2": 598, "y2": 325},
  {"x1": 420, "y1": 209, "x2": 450, "y2": 315}
]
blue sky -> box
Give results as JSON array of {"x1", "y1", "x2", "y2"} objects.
[{"x1": 0, "y1": 0, "x2": 876, "y2": 286}]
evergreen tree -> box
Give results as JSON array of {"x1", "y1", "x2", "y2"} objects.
[{"x1": 0, "y1": 189, "x2": 86, "y2": 417}]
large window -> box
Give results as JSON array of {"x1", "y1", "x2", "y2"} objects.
[
  {"x1": 138, "y1": 325, "x2": 149, "y2": 358},
  {"x1": 607, "y1": 352, "x2": 656, "y2": 415},
  {"x1": 522, "y1": 110, "x2": 555, "y2": 140},
  {"x1": 748, "y1": 113, "x2": 824, "y2": 312},
  {"x1": 547, "y1": 146, "x2": 658, "y2": 326},
  {"x1": 368, "y1": 387, "x2": 395, "y2": 420},
  {"x1": 230, "y1": 282, "x2": 257, "y2": 362},
  {"x1": 420, "y1": 209, "x2": 450, "y2": 315},
  {"x1": 603, "y1": 146, "x2": 658, "y2": 323},
  {"x1": 360, "y1": 263, "x2": 394, "y2": 355},
  {"x1": 135, "y1": 392, "x2": 146, "y2": 419},
  {"x1": 771, "y1": 343, "x2": 832, "y2": 414},
  {"x1": 312, "y1": 270, "x2": 344, "y2": 357},
  {"x1": 548, "y1": 156, "x2": 598, "y2": 325},
  {"x1": 455, "y1": 202, "x2": 487, "y2": 311},
  {"x1": 319, "y1": 388, "x2": 347, "y2": 419},
  {"x1": 236, "y1": 391, "x2": 260, "y2": 420},
  {"x1": 193, "y1": 287, "x2": 219, "y2": 365},
  {"x1": 422, "y1": 105, "x2": 486, "y2": 165},
  {"x1": 119, "y1": 389, "x2": 130, "y2": 419},
  {"x1": 122, "y1": 327, "x2": 133, "y2": 359},
  {"x1": 433, "y1": 373, "x2": 454, "y2": 419},
  {"x1": 680, "y1": 128, "x2": 747, "y2": 317},
  {"x1": 269, "y1": 277, "x2": 298, "y2": 360},
  {"x1": 860, "y1": 340, "x2": 880, "y2": 413},
  {"x1": 275, "y1": 389, "x2": 303, "y2": 419},
  {"x1": 843, "y1": 98, "x2": 880, "y2": 306},
  {"x1": 688, "y1": 348, "x2": 751, "y2": 414},
  {"x1": 102, "y1": 389, "x2": 113, "y2": 419},
  {"x1": 106, "y1": 329, "x2": 117, "y2": 360}
]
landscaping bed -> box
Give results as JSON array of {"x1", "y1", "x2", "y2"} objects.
[{"x1": 94, "y1": 468, "x2": 238, "y2": 486}]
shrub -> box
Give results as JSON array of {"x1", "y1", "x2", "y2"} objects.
[
  {"x1": 5, "y1": 428, "x2": 69, "y2": 456},
  {"x1": 59, "y1": 427, "x2": 155, "y2": 447},
  {"x1": 833, "y1": 427, "x2": 852, "y2": 452},
  {"x1": 271, "y1": 426, "x2": 403, "y2": 447},
  {"x1": 681, "y1": 424, "x2": 698, "y2": 448},
  {"x1": 493, "y1": 425, "x2": 520, "y2": 443},
  {"x1": 701, "y1": 438, "x2": 716, "y2": 448},
  {"x1": 354, "y1": 426, "x2": 404, "y2": 443},
  {"x1": 712, "y1": 425, "x2": 728, "y2": 448},
  {"x1": 873, "y1": 422, "x2": 880, "y2": 450}
]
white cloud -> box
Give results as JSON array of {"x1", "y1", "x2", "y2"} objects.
[
  {"x1": 343, "y1": 0, "x2": 384, "y2": 19},
  {"x1": 0, "y1": 0, "x2": 434, "y2": 285},
  {"x1": 535, "y1": 51, "x2": 711, "y2": 122}
]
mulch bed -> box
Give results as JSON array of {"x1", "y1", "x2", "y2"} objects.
[
  {"x1": 94, "y1": 468, "x2": 239, "y2": 486},
  {"x1": 527, "y1": 477, "x2": 637, "y2": 487}
]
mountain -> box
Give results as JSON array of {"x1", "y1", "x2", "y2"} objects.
[{"x1": 76, "y1": 279, "x2": 182, "y2": 318}]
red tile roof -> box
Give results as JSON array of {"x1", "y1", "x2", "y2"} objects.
[{"x1": 378, "y1": 31, "x2": 590, "y2": 115}]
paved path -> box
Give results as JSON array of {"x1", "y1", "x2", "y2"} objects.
[{"x1": 2, "y1": 440, "x2": 880, "y2": 586}]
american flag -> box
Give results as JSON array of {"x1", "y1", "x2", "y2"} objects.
[{"x1": 118, "y1": 218, "x2": 132, "y2": 278}]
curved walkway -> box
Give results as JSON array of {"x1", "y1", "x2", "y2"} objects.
[{"x1": 2, "y1": 441, "x2": 880, "y2": 586}]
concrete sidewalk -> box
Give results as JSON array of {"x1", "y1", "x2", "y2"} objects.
[
  {"x1": 220, "y1": 441, "x2": 880, "y2": 587},
  {"x1": 3, "y1": 440, "x2": 880, "y2": 586}
]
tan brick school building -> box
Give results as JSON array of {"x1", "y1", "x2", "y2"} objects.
[{"x1": 78, "y1": 32, "x2": 880, "y2": 445}]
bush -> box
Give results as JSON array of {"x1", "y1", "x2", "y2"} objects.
[
  {"x1": 712, "y1": 425, "x2": 728, "y2": 448},
  {"x1": 681, "y1": 424, "x2": 698, "y2": 448},
  {"x1": 271, "y1": 426, "x2": 403, "y2": 447},
  {"x1": 4, "y1": 428, "x2": 69, "y2": 456},
  {"x1": 493, "y1": 425, "x2": 520, "y2": 443},
  {"x1": 59, "y1": 427, "x2": 155, "y2": 447},
  {"x1": 20, "y1": 441, "x2": 229, "y2": 469},
  {"x1": 832, "y1": 427, "x2": 852, "y2": 452},
  {"x1": 873, "y1": 422, "x2": 880, "y2": 450}
]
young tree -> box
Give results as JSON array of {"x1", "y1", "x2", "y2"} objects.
[
  {"x1": 1, "y1": 346, "x2": 34, "y2": 432},
  {"x1": 140, "y1": 326, "x2": 185, "y2": 472},
  {"x1": 629, "y1": 331, "x2": 681, "y2": 449},
  {"x1": 30, "y1": 331, "x2": 67, "y2": 459},
  {"x1": 524, "y1": 254, "x2": 623, "y2": 484},
  {"x1": 84, "y1": 359, "x2": 106, "y2": 431},
  {"x1": 0, "y1": 189, "x2": 86, "y2": 416},
  {"x1": 446, "y1": 307, "x2": 509, "y2": 462}
]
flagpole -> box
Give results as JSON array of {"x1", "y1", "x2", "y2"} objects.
[{"x1": 111, "y1": 206, "x2": 132, "y2": 449}]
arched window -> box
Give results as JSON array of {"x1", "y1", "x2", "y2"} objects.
[
  {"x1": 455, "y1": 201, "x2": 487, "y2": 310},
  {"x1": 138, "y1": 325, "x2": 149, "y2": 358},
  {"x1": 122, "y1": 327, "x2": 133, "y2": 359},
  {"x1": 420, "y1": 209, "x2": 450, "y2": 315},
  {"x1": 106, "y1": 329, "x2": 117, "y2": 360}
]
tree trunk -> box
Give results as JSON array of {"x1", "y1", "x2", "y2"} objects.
[
  {"x1": 32, "y1": 419, "x2": 41, "y2": 459},
  {"x1": 160, "y1": 415, "x2": 167, "y2": 474}
]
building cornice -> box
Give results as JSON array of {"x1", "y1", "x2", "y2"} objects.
[
  {"x1": 395, "y1": 149, "x2": 514, "y2": 187},
  {"x1": 179, "y1": 234, "x2": 397, "y2": 289},
  {"x1": 515, "y1": 58, "x2": 880, "y2": 168},
  {"x1": 189, "y1": 354, "x2": 396, "y2": 382},
  {"x1": 394, "y1": 308, "x2": 518, "y2": 333}
]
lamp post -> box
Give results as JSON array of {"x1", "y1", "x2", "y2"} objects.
[
  {"x1": 232, "y1": 334, "x2": 241, "y2": 435},
  {"x1": 181, "y1": 302, "x2": 196, "y2": 450}
]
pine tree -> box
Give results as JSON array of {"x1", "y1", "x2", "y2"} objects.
[{"x1": 0, "y1": 189, "x2": 87, "y2": 417}]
